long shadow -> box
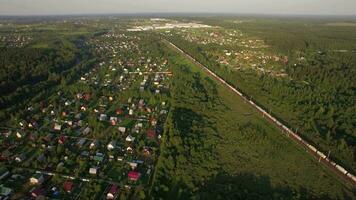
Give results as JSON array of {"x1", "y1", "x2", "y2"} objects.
[{"x1": 196, "y1": 172, "x2": 331, "y2": 200}]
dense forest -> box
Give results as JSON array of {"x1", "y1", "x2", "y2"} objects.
[
  {"x1": 164, "y1": 19, "x2": 356, "y2": 174},
  {"x1": 151, "y1": 43, "x2": 355, "y2": 199}
]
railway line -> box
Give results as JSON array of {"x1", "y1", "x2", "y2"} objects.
[{"x1": 164, "y1": 39, "x2": 356, "y2": 186}]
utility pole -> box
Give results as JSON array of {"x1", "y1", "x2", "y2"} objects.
[{"x1": 327, "y1": 150, "x2": 331, "y2": 159}]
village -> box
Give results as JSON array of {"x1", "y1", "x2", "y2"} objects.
[
  {"x1": 0, "y1": 33, "x2": 33, "y2": 47},
  {"x1": 0, "y1": 30, "x2": 171, "y2": 199},
  {"x1": 165, "y1": 27, "x2": 289, "y2": 78}
]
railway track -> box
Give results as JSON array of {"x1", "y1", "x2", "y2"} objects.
[{"x1": 164, "y1": 39, "x2": 356, "y2": 186}]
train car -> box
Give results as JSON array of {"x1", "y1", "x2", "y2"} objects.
[
  {"x1": 330, "y1": 161, "x2": 337, "y2": 166},
  {"x1": 346, "y1": 173, "x2": 356, "y2": 182},
  {"x1": 293, "y1": 134, "x2": 302, "y2": 141},
  {"x1": 307, "y1": 144, "x2": 317, "y2": 152},
  {"x1": 335, "y1": 164, "x2": 348, "y2": 174},
  {"x1": 316, "y1": 151, "x2": 327, "y2": 159}
]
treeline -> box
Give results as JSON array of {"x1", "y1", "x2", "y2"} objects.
[{"x1": 165, "y1": 22, "x2": 356, "y2": 173}]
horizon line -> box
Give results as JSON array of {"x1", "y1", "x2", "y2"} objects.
[{"x1": 1, "y1": 12, "x2": 356, "y2": 18}]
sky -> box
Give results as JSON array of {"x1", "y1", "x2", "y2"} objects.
[{"x1": 0, "y1": 0, "x2": 355, "y2": 16}]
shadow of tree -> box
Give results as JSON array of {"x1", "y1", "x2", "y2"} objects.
[{"x1": 195, "y1": 172, "x2": 331, "y2": 200}]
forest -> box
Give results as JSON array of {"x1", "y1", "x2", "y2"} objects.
[
  {"x1": 150, "y1": 42, "x2": 355, "y2": 199},
  {"x1": 164, "y1": 18, "x2": 356, "y2": 174},
  {"x1": 0, "y1": 30, "x2": 94, "y2": 123}
]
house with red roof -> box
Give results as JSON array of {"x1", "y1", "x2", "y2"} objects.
[
  {"x1": 147, "y1": 129, "x2": 156, "y2": 139},
  {"x1": 58, "y1": 135, "x2": 67, "y2": 145},
  {"x1": 31, "y1": 187, "x2": 44, "y2": 198},
  {"x1": 128, "y1": 171, "x2": 141, "y2": 181},
  {"x1": 63, "y1": 181, "x2": 74, "y2": 193},
  {"x1": 106, "y1": 184, "x2": 118, "y2": 199}
]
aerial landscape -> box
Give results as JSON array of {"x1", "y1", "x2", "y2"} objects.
[{"x1": 0, "y1": 0, "x2": 355, "y2": 199}]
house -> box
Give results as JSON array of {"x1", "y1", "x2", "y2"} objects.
[
  {"x1": 93, "y1": 154, "x2": 104, "y2": 163},
  {"x1": 150, "y1": 118, "x2": 157, "y2": 126},
  {"x1": 143, "y1": 147, "x2": 152, "y2": 156},
  {"x1": 126, "y1": 146, "x2": 133, "y2": 153},
  {"x1": 128, "y1": 171, "x2": 141, "y2": 181},
  {"x1": 129, "y1": 109, "x2": 134, "y2": 115},
  {"x1": 75, "y1": 113, "x2": 83, "y2": 119},
  {"x1": 30, "y1": 187, "x2": 44, "y2": 198},
  {"x1": 125, "y1": 135, "x2": 135, "y2": 142},
  {"x1": 14, "y1": 154, "x2": 25, "y2": 163},
  {"x1": 81, "y1": 151, "x2": 89, "y2": 157},
  {"x1": 16, "y1": 132, "x2": 22, "y2": 139},
  {"x1": 89, "y1": 167, "x2": 98, "y2": 175},
  {"x1": 58, "y1": 135, "x2": 67, "y2": 144},
  {"x1": 107, "y1": 141, "x2": 116, "y2": 151},
  {"x1": 110, "y1": 117, "x2": 118, "y2": 125},
  {"x1": 63, "y1": 181, "x2": 74, "y2": 193},
  {"x1": 99, "y1": 114, "x2": 108, "y2": 121},
  {"x1": 0, "y1": 184, "x2": 12, "y2": 197},
  {"x1": 128, "y1": 162, "x2": 138, "y2": 170},
  {"x1": 106, "y1": 184, "x2": 118, "y2": 200},
  {"x1": 118, "y1": 127, "x2": 126, "y2": 133},
  {"x1": 77, "y1": 138, "x2": 86, "y2": 147},
  {"x1": 83, "y1": 127, "x2": 92, "y2": 135},
  {"x1": 116, "y1": 108, "x2": 123, "y2": 115},
  {"x1": 90, "y1": 140, "x2": 99, "y2": 149},
  {"x1": 30, "y1": 173, "x2": 44, "y2": 184},
  {"x1": 54, "y1": 123, "x2": 62, "y2": 131},
  {"x1": 147, "y1": 129, "x2": 156, "y2": 139}
]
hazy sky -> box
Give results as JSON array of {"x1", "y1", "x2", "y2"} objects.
[{"x1": 0, "y1": 0, "x2": 355, "y2": 16}]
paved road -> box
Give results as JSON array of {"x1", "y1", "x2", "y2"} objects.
[{"x1": 164, "y1": 39, "x2": 356, "y2": 186}]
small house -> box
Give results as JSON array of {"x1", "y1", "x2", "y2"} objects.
[
  {"x1": 118, "y1": 127, "x2": 126, "y2": 133},
  {"x1": 77, "y1": 138, "x2": 86, "y2": 148},
  {"x1": 129, "y1": 109, "x2": 134, "y2": 116},
  {"x1": 30, "y1": 173, "x2": 44, "y2": 185},
  {"x1": 147, "y1": 129, "x2": 156, "y2": 139},
  {"x1": 128, "y1": 162, "x2": 138, "y2": 170},
  {"x1": 116, "y1": 108, "x2": 123, "y2": 115},
  {"x1": 107, "y1": 141, "x2": 116, "y2": 151},
  {"x1": 54, "y1": 123, "x2": 61, "y2": 131},
  {"x1": 90, "y1": 140, "x2": 99, "y2": 149},
  {"x1": 83, "y1": 127, "x2": 92, "y2": 135},
  {"x1": 31, "y1": 187, "x2": 44, "y2": 198},
  {"x1": 89, "y1": 167, "x2": 98, "y2": 175},
  {"x1": 106, "y1": 184, "x2": 118, "y2": 199},
  {"x1": 125, "y1": 135, "x2": 135, "y2": 142},
  {"x1": 58, "y1": 135, "x2": 67, "y2": 145},
  {"x1": 0, "y1": 184, "x2": 12, "y2": 197},
  {"x1": 63, "y1": 181, "x2": 74, "y2": 193},
  {"x1": 15, "y1": 154, "x2": 25, "y2": 163},
  {"x1": 128, "y1": 171, "x2": 141, "y2": 181},
  {"x1": 99, "y1": 114, "x2": 108, "y2": 121},
  {"x1": 110, "y1": 117, "x2": 118, "y2": 125}
]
